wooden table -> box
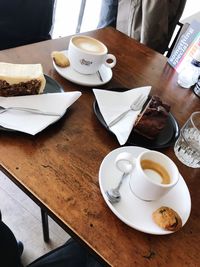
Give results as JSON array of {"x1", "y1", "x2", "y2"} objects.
[{"x1": 0, "y1": 27, "x2": 199, "y2": 267}]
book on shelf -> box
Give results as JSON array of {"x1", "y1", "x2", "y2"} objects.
[{"x1": 167, "y1": 20, "x2": 200, "y2": 73}]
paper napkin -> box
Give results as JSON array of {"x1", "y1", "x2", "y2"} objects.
[
  {"x1": 93, "y1": 86, "x2": 151, "y2": 145},
  {"x1": 0, "y1": 92, "x2": 81, "y2": 135}
]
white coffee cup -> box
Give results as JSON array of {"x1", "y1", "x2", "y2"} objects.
[
  {"x1": 115, "y1": 150, "x2": 179, "y2": 201},
  {"x1": 68, "y1": 35, "x2": 116, "y2": 75}
]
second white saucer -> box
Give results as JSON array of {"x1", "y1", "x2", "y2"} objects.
[
  {"x1": 53, "y1": 50, "x2": 113, "y2": 87},
  {"x1": 99, "y1": 146, "x2": 191, "y2": 235}
]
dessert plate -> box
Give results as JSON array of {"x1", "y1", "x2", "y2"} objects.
[
  {"x1": 53, "y1": 50, "x2": 112, "y2": 86},
  {"x1": 43, "y1": 74, "x2": 64, "y2": 94},
  {"x1": 99, "y1": 146, "x2": 191, "y2": 235},
  {"x1": 0, "y1": 75, "x2": 64, "y2": 132},
  {"x1": 93, "y1": 100, "x2": 180, "y2": 149}
]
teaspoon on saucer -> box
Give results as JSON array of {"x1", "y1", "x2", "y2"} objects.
[
  {"x1": 105, "y1": 172, "x2": 127, "y2": 204},
  {"x1": 105, "y1": 153, "x2": 134, "y2": 204},
  {"x1": 97, "y1": 70, "x2": 103, "y2": 82}
]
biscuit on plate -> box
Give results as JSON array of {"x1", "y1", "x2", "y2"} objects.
[
  {"x1": 51, "y1": 51, "x2": 70, "y2": 68},
  {"x1": 152, "y1": 206, "x2": 182, "y2": 231}
]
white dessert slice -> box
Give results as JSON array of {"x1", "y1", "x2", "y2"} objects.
[{"x1": 0, "y1": 62, "x2": 46, "y2": 96}]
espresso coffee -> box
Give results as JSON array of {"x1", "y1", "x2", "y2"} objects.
[
  {"x1": 72, "y1": 36, "x2": 106, "y2": 54},
  {"x1": 141, "y1": 159, "x2": 171, "y2": 184}
]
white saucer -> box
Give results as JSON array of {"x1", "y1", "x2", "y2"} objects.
[
  {"x1": 53, "y1": 50, "x2": 113, "y2": 87},
  {"x1": 99, "y1": 146, "x2": 191, "y2": 235}
]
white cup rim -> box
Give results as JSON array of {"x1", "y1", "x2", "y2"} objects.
[
  {"x1": 137, "y1": 151, "x2": 179, "y2": 188},
  {"x1": 70, "y1": 35, "x2": 108, "y2": 55}
]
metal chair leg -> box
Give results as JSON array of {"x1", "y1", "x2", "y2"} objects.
[{"x1": 41, "y1": 208, "x2": 49, "y2": 242}]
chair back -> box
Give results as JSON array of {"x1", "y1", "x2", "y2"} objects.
[{"x1": 0, "y1": 0, "x2": 55, "y2": 50}]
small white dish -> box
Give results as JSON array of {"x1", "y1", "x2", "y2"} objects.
[
  {"x1": 99, "y1": 146, "x2": 191, "y2": 235},
  {"x1": 53, "y1": 50, "x2": 113, "y2": 87}
]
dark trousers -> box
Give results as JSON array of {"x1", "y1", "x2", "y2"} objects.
[
  {"x1": 0, "y1": 215, "x2": 103, "y2": 267},
  {"x1": 28, "y1": 238, "x2": 103, "y2": 267},
  {"x1": 0, "y1": 219, "x2": 22, "y2": 267},
  {"x1": 97, "y1": 0, "x2": 118, "y2": 28}
]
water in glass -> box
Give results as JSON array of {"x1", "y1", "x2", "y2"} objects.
[{"x1": 174, "y1": 112, "x2": 200, "y2": 168}]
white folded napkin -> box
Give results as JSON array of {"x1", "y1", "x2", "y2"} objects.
[
  {"x1": 0, "y1": 92, "x2": 81, "y2": 135},
  {"x1": 93, "y1": 86, "x2": 151, "y2": 145}
]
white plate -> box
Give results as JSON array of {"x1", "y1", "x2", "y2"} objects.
[
  {"x1": 99, "y1": 146, "x2": 191, "y2": 235},
  {"x1": 53, "y1": 50, "x2": 113, "y2": 87}
]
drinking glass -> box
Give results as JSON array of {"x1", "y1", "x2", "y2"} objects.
[{"x1": 174, "y1": 111, "x2": 200, "y2": 168}]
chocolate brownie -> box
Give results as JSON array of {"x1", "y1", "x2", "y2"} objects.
[{"x1": 134, "y1": 96, "x2": 170, "y2": 140}]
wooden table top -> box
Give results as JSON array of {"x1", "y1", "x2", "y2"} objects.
[{"x1": 0, "y1": 27, "x2": 199, "y2": 267}]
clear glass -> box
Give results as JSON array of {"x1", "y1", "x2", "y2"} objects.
[
  {"x1": 174, "y1": 111, "x2": 200, "y2": 168},
  {"x1": 177, "y1": 63, "x2": 200, "y2": 89}
]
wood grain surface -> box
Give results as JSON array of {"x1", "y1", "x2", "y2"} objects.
[{"x1": 0, "y1": 27, "x2": 199, "y2": 267}]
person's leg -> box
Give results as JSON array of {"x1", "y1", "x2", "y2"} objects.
[
  {"x1": 0, "y1": 219, "x2": 22, "y2": 267},
  {"x1": 97, "y1": 0, "x2": 118, "y2": 28},
  {"x1": 28, "y1": 238, "x2": 103, "y2": 267}
]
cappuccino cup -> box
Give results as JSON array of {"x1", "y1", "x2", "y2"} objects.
[
  {"x1": 68, "y1": 35, "x2": 116, "y2": 75},
  {"x1": 115, "y1": 150, "x2": 179, "y2": 201}
]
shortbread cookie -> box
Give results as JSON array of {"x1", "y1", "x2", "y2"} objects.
[
  {"x1": 51, "y1": 51, "x2": 70, "y2": 68},
  {"x1": 152, "y1": 206, "x2": 182, "y2": 231}
]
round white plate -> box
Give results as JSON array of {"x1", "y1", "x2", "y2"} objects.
[
  {"x1": 53, "y1": 50, "x2": 113, "y2": 87},
  {"x1": 99, "y1": 146, "x2": 191, "y2": 235}
]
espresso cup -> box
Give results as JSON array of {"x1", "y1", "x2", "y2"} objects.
[
  {"x1": 68, "y1": 35, "x2": 116, "y2": 75},
  {"x1": 115, "y1": 150, "x2": 179, "y2": 201}
]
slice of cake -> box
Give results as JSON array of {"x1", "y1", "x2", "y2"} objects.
[
  {"x1": 0, "y1": 62, "x2": 46, "y2": 96},
  {"x1": 134, "y1": 96, "x2": 170, "y2": 140}
]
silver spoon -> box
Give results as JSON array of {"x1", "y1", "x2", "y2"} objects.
[
  {"x1": 105, "y1": 172, "x2": 127, "y2": 204},
  {"x1": 106, "y1": 154, "x2": 134, "y2": 204}
]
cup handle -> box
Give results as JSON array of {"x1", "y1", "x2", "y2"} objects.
[
  {"x1": 115, "y1": 152, "x2": 136, "y2": 173},
  {"x1": 104, "y1": 54, "x2": 116, "y2": 69}
]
